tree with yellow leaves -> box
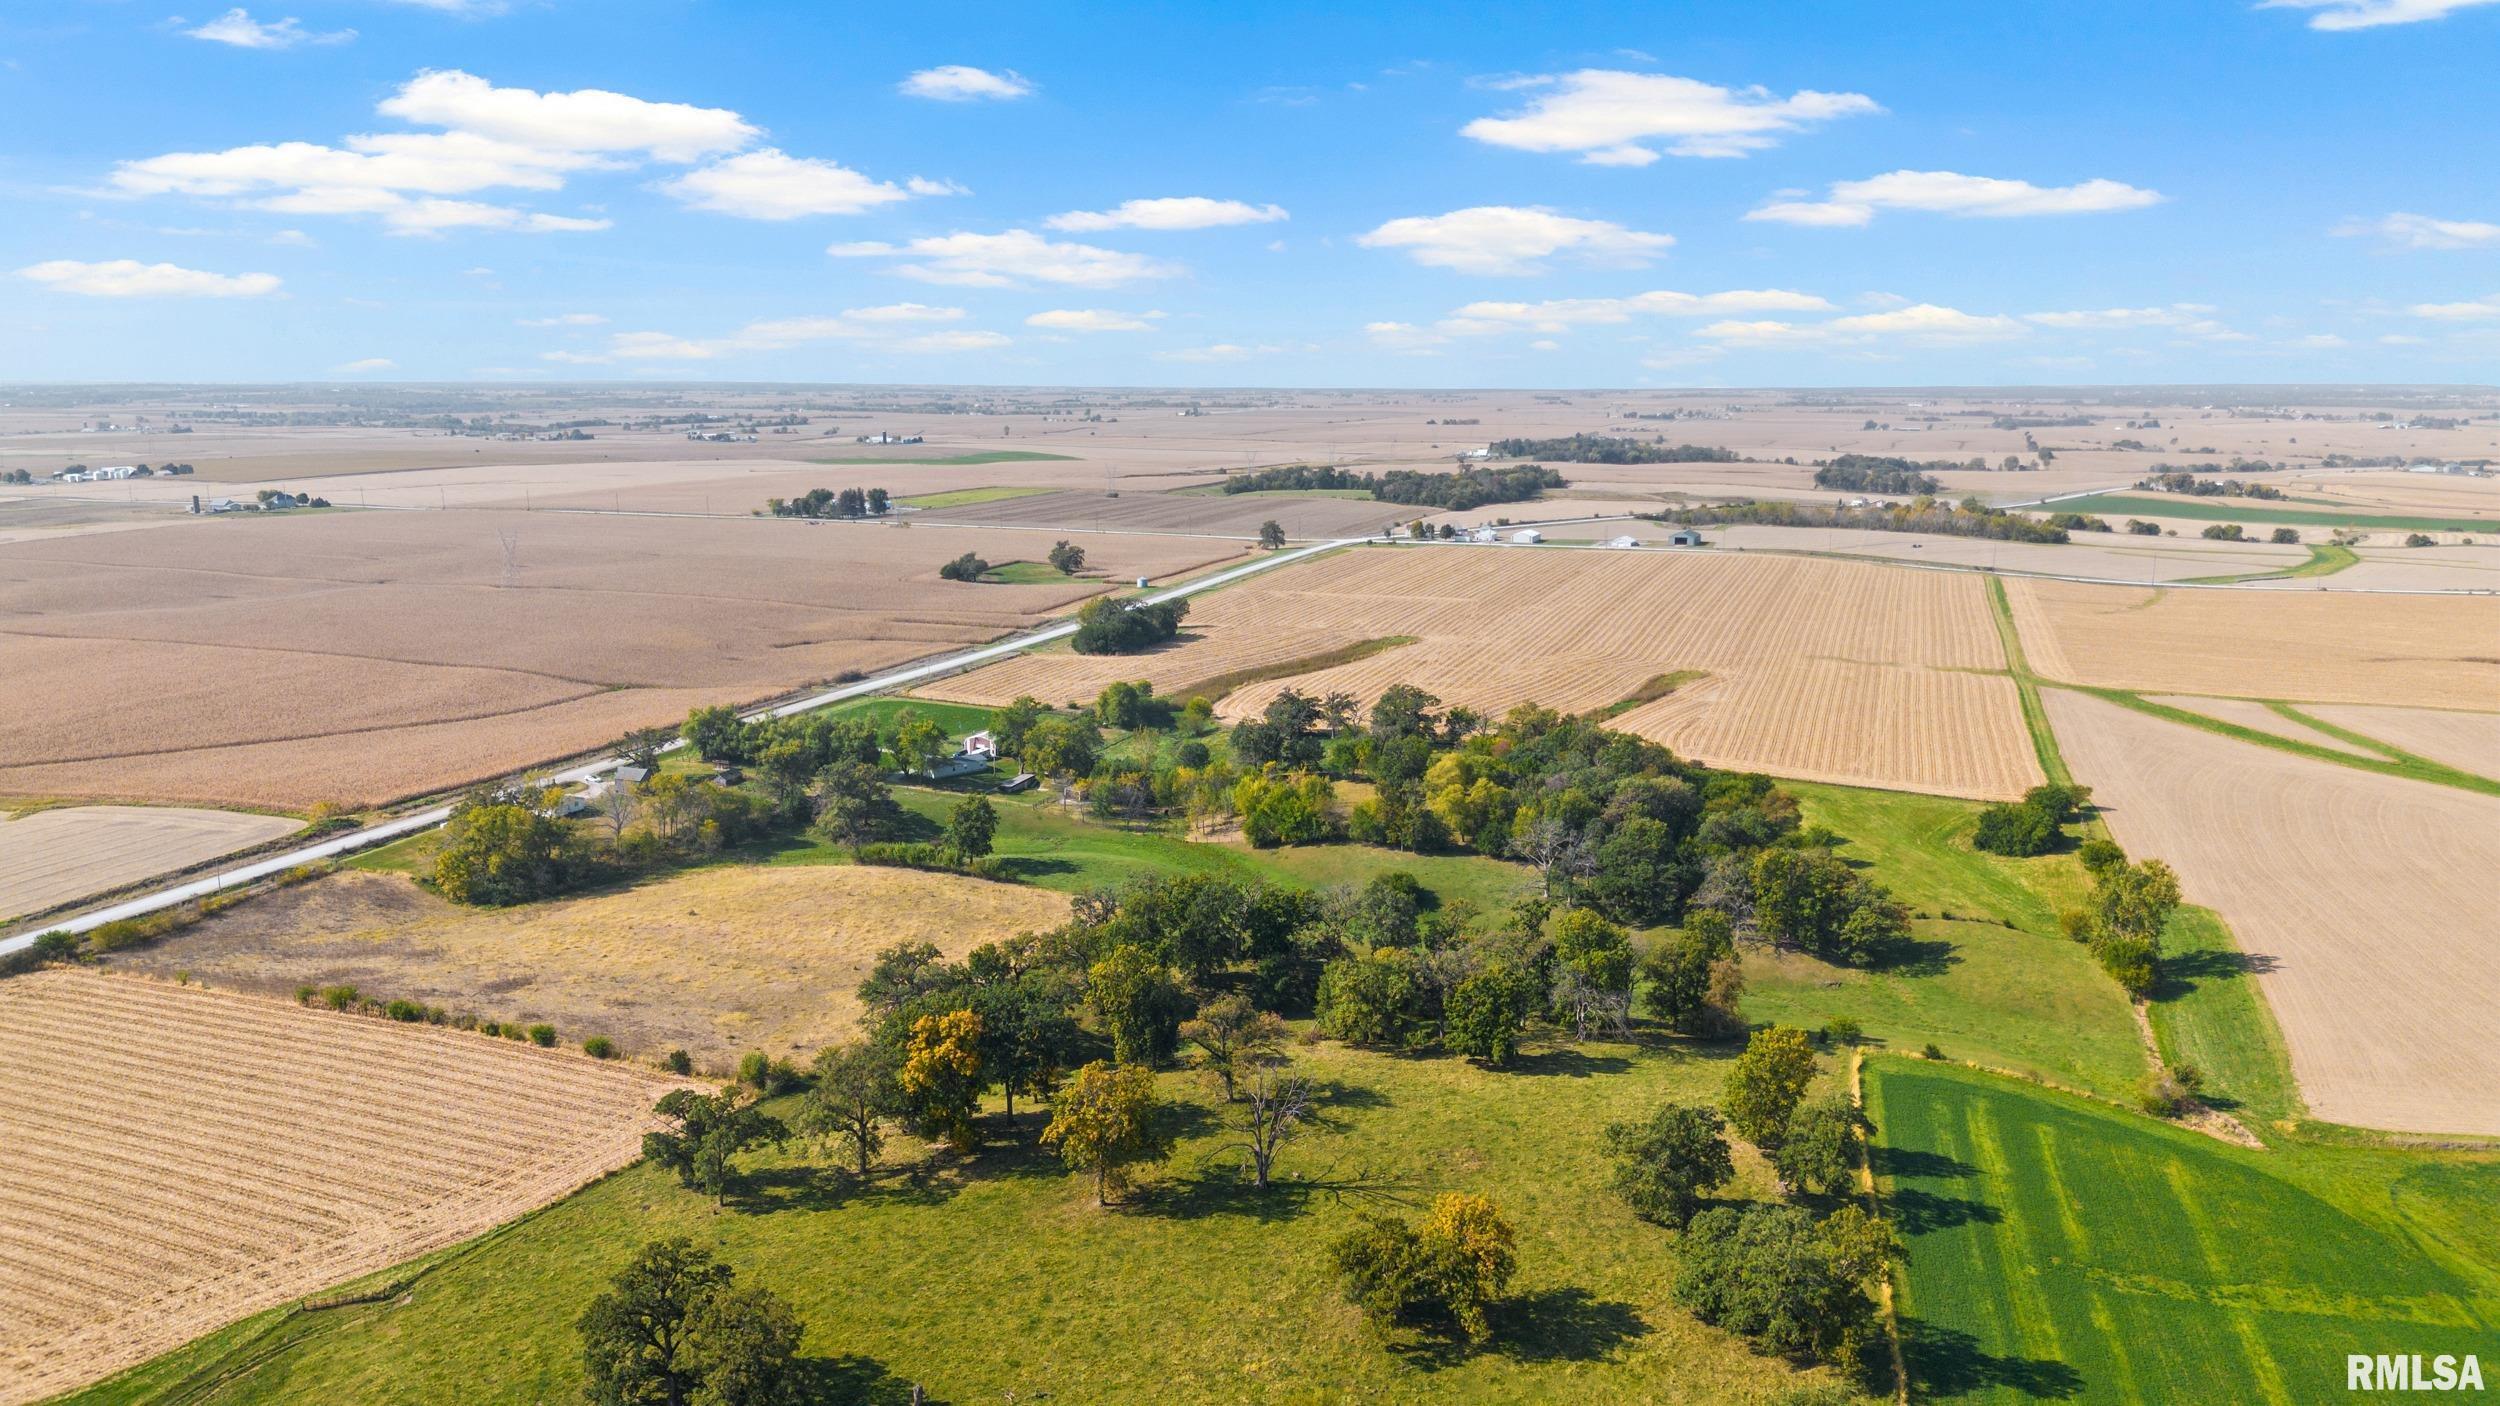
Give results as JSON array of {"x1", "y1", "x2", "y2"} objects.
[
  {"x1": 1040, "y1": 1060, "x2": 1174, "y2": 1205},
  {"x1": 900, "y1": 1009, "x2": 986, "y2": 1154}
]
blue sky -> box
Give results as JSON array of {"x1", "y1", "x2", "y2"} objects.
[{"x1": 2, "y1": 0, "x2": 2496, "y2": 386}]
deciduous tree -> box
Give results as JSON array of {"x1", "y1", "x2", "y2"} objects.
[
  {"x1": 578, "y1": 1239, "x2": 802, "y2": 1406},
  {"x1": 1040, "y1": 1060, "x2": 1174, "y2": 1204}
]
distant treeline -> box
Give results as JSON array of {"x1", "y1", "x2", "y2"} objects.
[
  {"x1": 1811, "y1": 456, "x2": 1943, "y2": 495},
  {"x1": 1223, "y1": 463, "x2": 1566, "y2": 511},
  {"x1": 1486, "y1": 435, "x2": 1739, "y2": 465},
  {"x1": 1990, "y1": 415, "x2": 2094, "y2": 429},
  {"x1": 767, "y1": 486, "x2": 890, "y2": 518},
  {"x1": 2141, "y1": 459, "x2": 2281, "y2": 477},
  {"x1": 1646, "y1": 497, "x2": 2073, "y2": 544},
  {"x1": 2139, "y1": 472, "x2": 2285, "y2": 500}
]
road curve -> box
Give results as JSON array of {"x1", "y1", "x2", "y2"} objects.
[{"x1": 1, "y1": 537, "x2": 1356, "y2": 953}]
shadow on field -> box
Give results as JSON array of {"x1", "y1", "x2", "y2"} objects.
[
  {"x1": 1885, "y1": 1187, "x2": 2003, "y2": 1234},
  {"x1": 994, "y1": 856, "x2": 1083, "y2": 882},
  {"x1": 1506, "y1": 1046, "x2": 1633, "y2": 1078},
  {"x1": 1872, "y1": 1146, "x2": 1979, "y2": 1181},
  {"x1": 1900, "y1": 1317, "x2": 2084, "y2": 1399},
  {"x1": 2150, "y1": 945, "x2": 2278, "y2": 1003},
  {"x1": 798, "y1": 1354, "x2": 936, "y2": 1404},
  {"x1": 1871, "y1": 933, "x2": 1961, "y2": 978},
  {"x1": 1390, "y1": 1286, "x2": 1648, "y2": 1369}
]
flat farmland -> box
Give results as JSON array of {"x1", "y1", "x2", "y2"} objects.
[
  {"x1": 1699, "y1": 522, "x2": 2313, "y2": 582},
  {"x1": 2045, "y1": 689, "x2": 2500, "y2": 1134},
  {"x1": 919, "y1": 488, "x2": 1410, "y2": 539},
  {"x1": 2006, "y1": 577, "x2": 2500, "y2": 708},
  {"x1": 934, "y1": 544, "x2": 2042, "y2": 799},
  {"x1": 0, "y1": 967, "x2": 683, "y2": 1405},
  {"x1": 109, "y1": 864, "x2": 1071, "y2": 1068},
  {"x1": 1870, "y1": 1058, "x2": 2500, "y2": 1406},
  {"x1": 0, "y1": 508, "x2": 1244, "y2": 809},
  {"x1": 2306, "y1": 703, "x2": 2500, "y2": 776},
  {"x1": 0, "y1": 805, "x2": 299, "y2": 922}
]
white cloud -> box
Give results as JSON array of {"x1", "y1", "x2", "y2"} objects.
[
  {"x1": 384, "y1": 0, "x2": 508, "y2": 12},
  {"x1": 1365, "y1": 321, "x2": 1446, "y2": 352},
  {"x1": 1025, "y1": 308, "x2": 1164, "y2": 332},
  {"x1": 907, "y1": 176, "x2": 970, "y2": 196},
  {"x1": 2407, "y1": 294, "x2": 2500, "y2": 320},
  {"x1": 2335, "y1": 212, "x2": 2500, "y2": 250},
  {"x1": 1045, "y1": 197, "x2": 1287, "y2": 232},
  {"x1": 660, "y1": 149, "x2": 909, "y2": 219},
  {"x1": 336, "y1": 356, "x2": 395, "y2": 372},
  {"x1": 899, "y1": 65, "x2": 1033, "y2": 101},
  {"x1": 829, "y1": 229, "x2": 1179, "y2": 287},
  {"x1": 376, "y1": 69, "x2": 754, "y2": 162},
  {"x1": 1158, "y1": 342, "x2": 1270, "y2": 363},
  {"x1": 2259, "y1": 0, "x2": 2500, "y2": 28},
  {"x1": 546, "y1": 304, "x2": 1004, "y2": 363},
  {"x1": 518, "y1": 312, "x2": 605, "y2": 326},
  {"x1": 187, "y1": 9, "x2": 354, "y2": 48},
  {"x1": 1356, "y1": 206, "x2": 1672, "y2": 275},
  {"x1": 1701, "y1": 303, "x2": 2024, "y2": 346},
  {"x1": 2023, "y1": 304, "x2": 2240, "y2": 339},
  {"x1": 1461, "y1": 69, "x2": 1878, "y2": 164},
  {"x1": 1438, "y1": 288, "x2": 1833, "y2": 334},
  {"x1": 1748, "y1": 170, "x2": 2162, "y2": 226},
  {"x1": 2288, "y1": 333, "x2": 2348, "y2": 348},
  {"x1": 17, "y1": 258, "x2": 281, "y2": 297},
  {"x1": 2379, "y1": 333, "x2": 2428, "y2": 344},
  {"x1": 375, "y1": 198, "x2": 610, "y2": 236}
]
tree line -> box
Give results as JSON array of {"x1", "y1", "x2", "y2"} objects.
[
  {"x1": 764, "y1": 486, "x2": 891, "y2": 518},
  {"x1": 1485, "y1": 435, "x2": 1739, "y2": 465},
  {"x1": 1220, "y1": 462, "x2": 1569, "y2": 511},
  {"x1": 1811, "y1": 455, "x2": 1944, "y2": 495},
  {"x1": 1645, "y1": 496, "x2": 2074, "y2": 544}
]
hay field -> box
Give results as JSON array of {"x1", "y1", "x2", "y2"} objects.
[
  {"x1": 0, "y1": 509, "x2": 1243, "y2": 809},
  {"x1": 111, "y1": 865, "x2": 1071, "y2": 1067},
  {"x1": 2306, "y1": 704, "x2": 2500, "y2": 776},
  {"x1": 2005, "y1": 577, "x2": 2500, "y2": 708},
  {"x1": 934, "y1": 545, "x2": 2041, "y2": 799},
  {"x1": 2045, "y1": 690, "x2": 2500, "y2": 1134},
  {"x1": 0, "y1": 805, "x2": 300, "y2": 922},
  {"x1": 0, "y1": 967, "x2": 682, "y2": 1404}
]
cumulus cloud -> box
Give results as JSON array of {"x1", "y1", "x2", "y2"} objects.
[
  {"x1": 2259, "y1": 0, "x2": 2500, "y2": 28},
  {"x1": 660, "y1": 149, "x2": 909, "y2": 219},
  {"x1": 1437, "y1": 288, "x2": 1833, "y2": 334},
  {"x1": 17, "y1": 258, "x2": 281, "y2": 297},
  {"x1": 1700, "y1": 303, "x2": 2025, "y2": 346},
  {"x1": 1748, "y1": 170, "x2": 2162, "y2": 226},
  {"x1": 545, "y1": 304, "x2": 1004, "y2": 363},
  {"x1": 1045, "y1": 197, "x2": 1287, "y2": 232},
  {"x1": 187, "y1": 9, "x2": 354, "y2": 48},
  {"x1": 1357, "y1": 206, "x2": 1672, "y2": 275},
  {"x1": 829, "y1": 229, "x2": 1179, "y2": 287},
  {"x1": 2407, "y1": 293, "x2": 2500, "y2": 320},
  {"x1": 518, "y1": 312, "x2": 605, "y2": 326},
  {"x1": 2023, "y1": 304, "x2": 2241, "y2": 338},
  {"x1": 1158, "y1": 342, "x2": 1270, "y2": 363},
  {"x1": 2335, "y1": 212, "x2": 2500, "y2": 250},
  {"x1": 105, "y1": 69, "x2": 915, "y2": 236},
  {"x1": 1025, "y1": 308, "x2": 1164, "y2": 332},
  {"x1": 900, "y1": 65, "x2": 1033, "y2": 101},
  {"x1": 1461, "y1": 70, "x2": 1878, "y2": 165}
]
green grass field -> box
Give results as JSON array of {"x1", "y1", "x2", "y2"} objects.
[
  {"x1": 979, "y1": 559, "x2": 1080, "y2": 584},
  {"x1": 2049, "y1": 494, "x2": 2500, "y2": 535},
  {"x1": 1868, "y1": 1058, "x2": 2500, "y2": 1405},
  {"x1": 812, "y1": 451, "x2": 1077, "y2": 467},
  {"x1": 2180, "y1": 542, "x2": 2360, "y2": 584},
  {"x1": 894, "y1": 484, "x2": 1060, "y2": 510}
]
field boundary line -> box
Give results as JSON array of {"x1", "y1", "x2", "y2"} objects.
[
  {"x1": 1983, "y1": 577, "x2": 2072, "y2": 787},
  {"x1": 2054, "y1": 684, "x2": 2500, "y2": 797},
  {"x1": 1852, "y1": 1048, "x2": 1912, "y2": 1406}
]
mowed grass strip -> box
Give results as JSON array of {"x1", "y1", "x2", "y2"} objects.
[
  {"x1": 1868, "y1": 1058, "x2": 2500, "y2": 1406},
  {"x1": 2180, "y1": 543, "x2": 2359, "y2": 585},
  {"x1": 2062, "y1": 685, "x2": 2500, "y2": 797},
  {"x1": 894, "y1": 485, "x2": 1061, "y2": 510},
  {"x1": 1591, "y1": 669, "x2": 1709, "y2": 719},
  {"x1": 1984, "y1": 577, "x2": 2071, "y2": 787},
  {"x1": 1173, "y1": 634, "x2": 1419, "y2": 704}
]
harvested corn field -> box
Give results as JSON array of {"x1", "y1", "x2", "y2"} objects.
[
  {"x1": 0, "y1": 508, "x2": 1245, "y2": 810},
  {"x1": 2304, "y1": 703, "x2": 2500, "y2": 777},
  {"x1": 0, "y1": 804, "x2": 300, "y2": 922},
  {"x1": 2003, "y1": 577, "x2": 2500, "y2": 708},
  {"x1": 916, "y1": 488, "x2": 1411, "y2": 539},
  {"x1": 109, "y1": 864, "x2": 1072, "y2": 1068},
  {"x1": 931, "y1": 545, "x2": 2041, "y2": 798},
  {"x1": 2045, "y1": 690, "x2": 2500, "y2": 1135},
  {"x1": 0, "y1": 967, "x2": 684, "y2": 1404}
]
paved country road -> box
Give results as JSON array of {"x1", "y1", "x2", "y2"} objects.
[{"x1": 0, "y1": 538, "x2": 1354, "y2": 955}]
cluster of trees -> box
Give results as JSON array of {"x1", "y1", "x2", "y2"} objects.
[
  {"x1": 1219, "y1": 463, "x2": 1570, "y2": 511},
  {"x1": 1811, "y1": 456, "x2": 1944, "y2": 495},
  {"x1": 577, "y1": 1239, "x2": 804, "y2": 1406},
  {"x1": 1048, "y1": 539, "x2": 1087, "y2": 574},
  {"x1": 1605, "y1": 1027, "x2": 1895, "y2": 1363},
  {"x1": 2043, "y1": 511, "x2": 2115, "y2": 533},
  {"x1": 938, "y1": 551, "x2": 992, "y2": 581},
  {"x1": 1646, "y1": 496, "x2": 2073, "y2": 544},
  {"x1": 2141, "y1": 458, "x2": 2281, "y2": 478},
  {"x1": 765, "y1": 486, "x2": 891, "y2": 518},
  {"x1": 1971, "y1": 782, "x2": 2091, "y2": 857},
  {"x1": 430, "y1": 772, "x2": 781, "y2": 906},
  {"x1": 1486, "y1": 435, "x2": 1738, "y2": 465},
  {"x1": 2141, "y1": 472, "x2": 2286, "y2": 500},
  {"x1": 1071, "y1": 596, "x2": 1188, "y2": 654},
  {"x1": 1330, "y1": 1193, "x2": 1519, "y2": 1341},
  {"x1": 2061, "y1": 840, "x2": 2183, "y2": 993}
]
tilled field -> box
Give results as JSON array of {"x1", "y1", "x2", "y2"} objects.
[
  {"x1": 932, "y1": 544, "x2": 2040, "y2": 799},
  {"x1": 2305, "y1": 703, "x2": 2500, "y2": 775},
  {"x1": 2006, "y1": 577, "x2": 2500, "y2": 708},
  {"x1": 0, "y1": 967, "x2": 686, "y2": 1404},
  {"x1": 917, "y1": 488, "x2": 1411, "y2": 540},
  {"x1": 0, "y1": 805, "x2": 300, "y2": 922},
  {"x1": 2044, "y1": 690, "x2": 2500, "y2": 1135},
  {"x1": 0, "y1": 508, "x2": 1245, "y2": 809}
]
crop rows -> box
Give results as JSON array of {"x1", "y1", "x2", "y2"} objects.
[{"x1": 0, "y1": 969, "x2": 682, "y2": 1405}]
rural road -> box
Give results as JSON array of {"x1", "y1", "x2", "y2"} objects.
[{"x1": 0, "y1": 537, "x2": 1355, "y2": 953}]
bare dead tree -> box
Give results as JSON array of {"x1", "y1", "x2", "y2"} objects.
[
  {"x1": 496, "y1": 528, "x2": 521, "y2": 588},
  {"x1": 1550, "y1": 968, "x2": 1633, "y2": 1043},
  {"x1": 1220, "y1": 1062, "x2": 1316, "y2": 1191},
  {"x1": 1511, "y1": 816, "x2": 1591, "y2": 899},
  {"x1": 599, "y1": 780, "x2": 635, "y2": 841}
]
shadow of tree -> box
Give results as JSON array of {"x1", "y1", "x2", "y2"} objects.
[
  {"x1": 794, "y1": 1353, "x2": 937, "y2": 1405},
  {"x1": 1504, "y1": 1046, "x2": 1634, "y2": 1078},
  {"x1": 2150, "y1": 945, "x2": 2278, "y2": 1002},
  {"x1": 1385, "y1": 1286, "x2": 1648, "y2": 1371},
  {"x1": 1885, "y1": 1187, "x2": 2004, "y2": 1235},
  {"x1": 1871, "y1": 1145, "x2": 1979, "y2": 1181},
  {"x1": 1872, "y1": 934, "x2": 1961, "y2": 979},
  {"x1": 1899, "y1": 1317, "x2": 2086, "y2": 1399}
]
